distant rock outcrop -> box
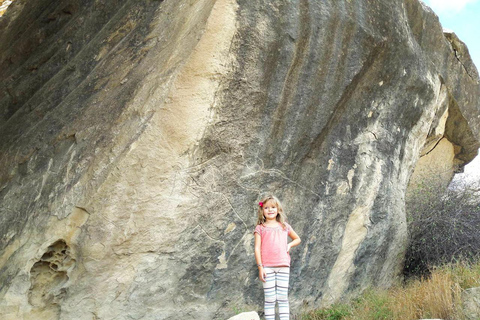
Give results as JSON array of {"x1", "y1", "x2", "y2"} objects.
[{"x1": 0, "y1": 0, "x2": 479, "y2": 319}]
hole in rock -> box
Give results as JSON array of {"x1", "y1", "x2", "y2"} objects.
[
  {"x1": 41, "y1": 251, "x2": 54, "y2": 260},
  {"x1": 28, "y1": 239, "x2": 75, "y2": 315}
]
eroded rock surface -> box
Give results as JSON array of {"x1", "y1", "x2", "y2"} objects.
[
  {"x1": 462, "y1": 287, "x2": 480, "y2": 320},
  {"x1": 1, "y1": 0, "x2": 479, "y2": 319}
]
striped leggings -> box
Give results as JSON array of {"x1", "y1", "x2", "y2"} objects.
[{"x1": 262, "y1": 267, "x2": 290, "y2": 320}]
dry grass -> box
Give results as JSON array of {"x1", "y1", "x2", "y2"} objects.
[
  {"x1": 302, "y1": 260, "x2": 480, "y2": 320},
  {"x1": 439, "y1": 260, "x2": 480, "y2": 290},
  {"x1": 389, "y1": 271, "x2": 462, "y2": 320}
]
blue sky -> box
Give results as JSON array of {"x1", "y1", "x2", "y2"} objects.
[{"x1": 422, "y1": 0, "x2": 480, "y2": 71}]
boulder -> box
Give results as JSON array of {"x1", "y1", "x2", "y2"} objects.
[
  {"x1": 462, "y1": 287, "x2": 480, "y2": 320},
  {"x1": 227, "y1": 311, "x2": 260, "y2": 320},
  {"x1": 0, "y1": 0, "x2": 479, "y2": 319}
]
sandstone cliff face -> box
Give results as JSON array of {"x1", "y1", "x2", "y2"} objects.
[{"x1": 0, "y1": 0, "x2": 479, "y2": 319}]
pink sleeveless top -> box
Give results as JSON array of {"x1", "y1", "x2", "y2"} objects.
[{"x1": 254, "y1": 222, "x2": 293, "y2": 267}]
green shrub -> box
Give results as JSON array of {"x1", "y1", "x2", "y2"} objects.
[
  {"x1": 350, "y1": 289, "x2": 393, "y2": 320},
  {"x1": 302, "y1": 304, "x2": 352, "y2": 320}
]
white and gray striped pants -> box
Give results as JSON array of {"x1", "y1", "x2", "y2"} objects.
[{"x1": 262, "y1": 267, "x2": 290, "y2": 320}]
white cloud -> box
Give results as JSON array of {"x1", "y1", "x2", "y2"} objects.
[{"x1": 423, "y1": 0, "x2": 478, "y2": 13}]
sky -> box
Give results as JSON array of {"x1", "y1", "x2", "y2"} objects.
[
  {"x1": 421, "y1": 0, "x2": 480, "y2": 183},
  {"x1": 422, "y1": 0, "x2": 480, "y2": 71}
]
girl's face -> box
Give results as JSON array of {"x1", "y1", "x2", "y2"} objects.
[{"x1": 263, "y1": 200, "x2": 278, "y2": 221}]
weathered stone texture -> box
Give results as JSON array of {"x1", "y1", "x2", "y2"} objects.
[
  {"x1": 462, "y1": 287, "x2": 480, "y2": 320},
  {"x1": 0, "y1": 0, "x2": 479, "y2": 319}
]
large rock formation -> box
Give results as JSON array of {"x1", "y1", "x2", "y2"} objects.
[{"x1": 0, "y1": 0, "x2": 479, "y2": 319}]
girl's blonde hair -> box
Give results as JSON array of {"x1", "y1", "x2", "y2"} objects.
[{"x1": 256, "y1": 195, "x2": 287, "y2": 228}]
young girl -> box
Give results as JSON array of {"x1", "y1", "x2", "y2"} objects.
[{"x1": 254, "y1": 195, "x2": 301, "y2": 320}]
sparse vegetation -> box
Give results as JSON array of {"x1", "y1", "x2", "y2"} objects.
[
  {"x1": 302, "y1": 303, "x2": 352, "y2": 320},
  {"x1": 301, "y1": 260, "x2": 480, "y2": 320},
  {"x1": 302, "y1": 177, "x2": 480, "y2": 320},
  {"x1": 404, "y1": 179, "x2": 480, "y2": 277}
]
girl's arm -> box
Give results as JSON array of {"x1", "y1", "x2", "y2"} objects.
[
  {"x1": 287, "y1": 229, "x2": 301, "y2": 252},
  {"x1": 254, "y1": 233, "x2": 266, "y2": 282}
]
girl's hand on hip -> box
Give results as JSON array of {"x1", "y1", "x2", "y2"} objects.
[{"x1": 259, "y1": 267, "x2": 267, "y2": 282}]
